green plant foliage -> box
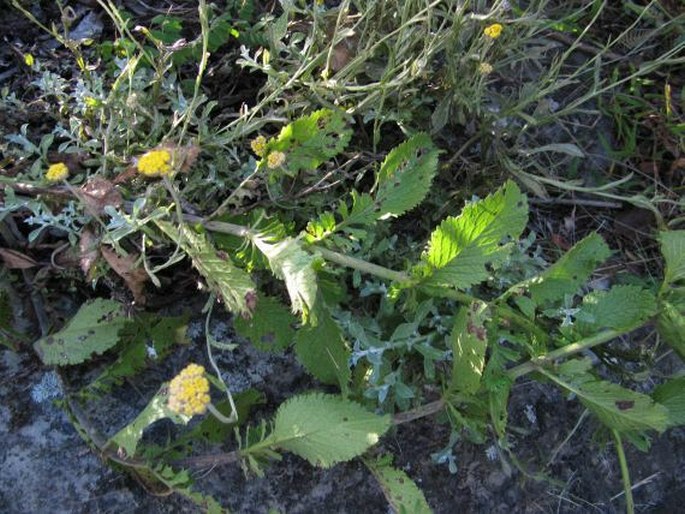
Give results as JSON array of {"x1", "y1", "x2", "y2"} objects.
[
  {"x1": 262, "y1": 109, "x2": 352, "y2": 176},
  {"x1": 156, "y1": 221, "x2": 256, "y2": 316},
  {"x1": 83, "y1": 314, "x2": 189, "y2": 397},
  {"x1": 652, "y1": 376, "x2": 685, "y2": 428},
  {"x1": 529, "y1": 233, "x2": 612, "y2": 305},
  {"x1": 110, "y1": 387, "x2": 191, "y2": 457},
  {"x1": 417, "y1": 180, "x2": 528, "y2": 290},
  {"x1": 234, "y1": 296, "x2": 296, "y2": 352},
  {"x1": 547, "y1": 360, "x2": 669, "y2": 434},
  {"x1": 373, "y1": 133, "x2": 439, "y2": 219},
  {"x1": 574, "y1": 285, "x2": 657, "y2": 334},
  {"x1": 252, "y1": 235, "x2": 318, "y2": 321},
  {"x1": 656, "y1": 291, "x2": 685, "y2": 359},
  {"x1": 294, "y1": 307, "x2": 351, "y2": 393},
  {"x1": 365, "y1": 455, "x2": 433, "y2": 514},
  {"x1": 34, "y1": 299, "x2": 130, "y2": 365},
  {"x1": 267, "y1": 393, "x2": 391, "y2": 468},
  {"x1": 449, "y1": 302, "x2": 489, "y2": 395},
  {"x1": 659, "y1": 230, "x2": 685, "y2": 285}
]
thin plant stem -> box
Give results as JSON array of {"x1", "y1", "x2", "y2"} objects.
[{"x1": 612, "y1": 429, "x2": 635, "y2": 514}]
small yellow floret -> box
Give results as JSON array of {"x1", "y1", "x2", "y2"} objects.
[
  {"x1": 250, "y1": 135, "x2": 267, "y2": 157},
  {"x1": 45, "y1": 162, "x2": 69, "y2": 182},
  {"x1": 266, "y1": 151, "x2": 286, "y2": 169},
  {"x1": 484, "y1": 23, "x2": 503, "y2": 39},
  {"x1": 479, "y1": 62, "x2": 494, "y2": 75},
  {"x1": 168, "y1": 363, "x2": 211, "y2": 417},
  {"x1": 137, "y1": 149, "x2": 172, "y2": 177}
]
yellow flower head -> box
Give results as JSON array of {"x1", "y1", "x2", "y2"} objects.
[
  {"x1": 137, "y1": 149, "x2": 172, "y2": 177},
  {"x1": 46, "y1": 162, "x2": 69, "y2": 182},
  {"x1": 250, "y1": 135, "x2": 268, "y2": 157},
  {"x1": 168, "y1": 363, "x2": 210, "y2": 417},
  {"x1": 484, "y1": 23, "x2": 503, "y2": 39},
  {"x1": 266, "y1": 151, "x2": 286, "y2": 169},
  {"x1": 479, "y1": 62, "x2": 494, "y2": 75}
]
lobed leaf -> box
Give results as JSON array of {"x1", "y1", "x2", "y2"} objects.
[
  {"x1": 269, "y1": 393, "x2": 391, "y2": 468},
  {"x1": 34, "y1": 298, "x2": 129, "y2": 365},
  {"x1": 418, "y1": 180, "x2": 528, "y2": 290}
]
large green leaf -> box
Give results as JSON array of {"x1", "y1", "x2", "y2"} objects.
[
  {"x1": 548, "y1": 362, "x2": 669, "y2": 433},
  {"x1": 365, "y1": 456, "x2": 433, "y2": 514},
  {"x1": 374, "y1": 133, "x2": 439, "y2": 219},
  {"x1": 268, "y1": 393, "x2": 391, "y2": 468},
  {"x1": 234, "y1": 295, "x2": 296, "y2": 352},
  {"x1": 34, "y1": 298, "x2": 129, "y2": 365},
  {"x1": 575, "y1": 285, "x2": 657, "y2": 334},
  {"x1": 529, "y1": 233, "x2": 611, "y2": 305},
  {"x1": 417, "y1": 181, "x2": 528, "y2": 290},
  {"x1": 252, "y1": 236, "x2": 318, "y2": 320},
  {"x1": 449, "y1": 302, "x2": 489, "y2": 394},
  {"x1": 294, "y1": 308, "x2": 351, "y2": 393},
  {"x1": 652, "y1": 376, "x2": 685, "y2": 428},
  {"x1": 156, "y1": 221, "x2": 256, "y2": 316},
  {"x1": 659, "y1": 230, "x2": 685, "y2": 285}
]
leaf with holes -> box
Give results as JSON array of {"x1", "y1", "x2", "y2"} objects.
[
  {"x1": 266, "y1": 393, "x2": 391, "y2": 468},
  {"x1": 34, "y1": 298, "x2": 130, "y2": 365}
]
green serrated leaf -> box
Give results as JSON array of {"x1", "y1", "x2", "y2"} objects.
[
  {"x1": 234, "y1": 296, "x2": 296, "y2": 352},
  {"x1": 294, "y1": 308, "x2": 350, "y2": 393},
  {"x1": 156, "y1": 221, "x2": 256, "y2": 316},
  {"x1": 34, "y1": 299, "x2": 129, "y2": 365},
  {"x1": 252, "y1": 235, "x2": 317, "y2": 320},
  {"x1": 449, "y1": 302, "x2": 489, "y2": 394},
  {"x1": 575, "y1": 285, "x2": 657, "y2": 333},
  {"x1": 529, "y1": 233, "x2": 611, "y2": 305},
  {"x1": 546, "y1": 366, "x2": 669, "y2": 433},
  {"x1": 365, "y1": 456, "x2": 433, "y2": 514},
  {"x1": 418, "y1": 181, "x2": 528, "y2": 290},
  {"x1": 659, "y1": 230, "x2": 685, "y2": 285},
  {"x1": 374, "y1": 133, "x2": 439, "y2": 219},
  {"x1": 652, "y1": 376, "x2": 685, "y2": 427},
  {"x1": 268, "y1": 393, "x2": 391, "y2": 468}
]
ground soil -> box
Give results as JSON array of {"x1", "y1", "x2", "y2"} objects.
[{"x1": 2, "y1": 2, "x2": 684, "y2": 513}]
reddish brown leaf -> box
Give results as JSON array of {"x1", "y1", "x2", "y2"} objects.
[
  {"x1": 0, "y1": 248, "x2": 38, "y2": 269},
  {"x1": 101, "y1": 246, "x2": 148, "y2": 305},
  {"x1": 80, "y1": 177, "x2": 123, "y2": 215},
  {"x1": 79, "y1": 228, "x2": 99, "y2": 277}
]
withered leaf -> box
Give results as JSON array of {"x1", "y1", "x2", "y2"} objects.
[
  {"x1": 0, "y1": 248, "x2": 38, "y2": 269},
  {"x1": 80, "y1": 177, "x2": 123, "y2": 215},
  {"x1": 101, "y1": 246, "x2": 148, "y2": 305},
  {"x1": 79, "y1": 227, "x2": 99, "y2": 277}
]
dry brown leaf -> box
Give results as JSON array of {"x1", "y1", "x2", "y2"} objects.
[
  {"x1": 80, "y1": 177, "x2": 123, "y2": 215},
  {"x1": 79, "y1": 227, "x2": 99, "y2": 277},
  {"x1": 101, "y1": 246, "x2": 149, "y2": 305},
  {"x1": 0, "y1": 248, "x2": 38, "y2": 269}
]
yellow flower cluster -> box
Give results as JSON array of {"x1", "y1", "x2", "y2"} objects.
[
  {"x1": 250, "y1": 135, "x2": 267, "y2": 157},
  {"x1": 479, "y1": 62, "x2": 494, "y2": 75},
  {"x1": 168, "y1": 363, "x2": 210, "y2": 417},
  {"x1": 266, "y1": 151, "x2": 286, "y2": 169},
  {"x1": 484, "y1": 23, "x2": 503, "y2": 39},
  {"x1": 45, "y1": 162, "x2": 69, "y2": 182},
  {"x1": 137, "y1": 149, "x2": 172, "y2": 177}
]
